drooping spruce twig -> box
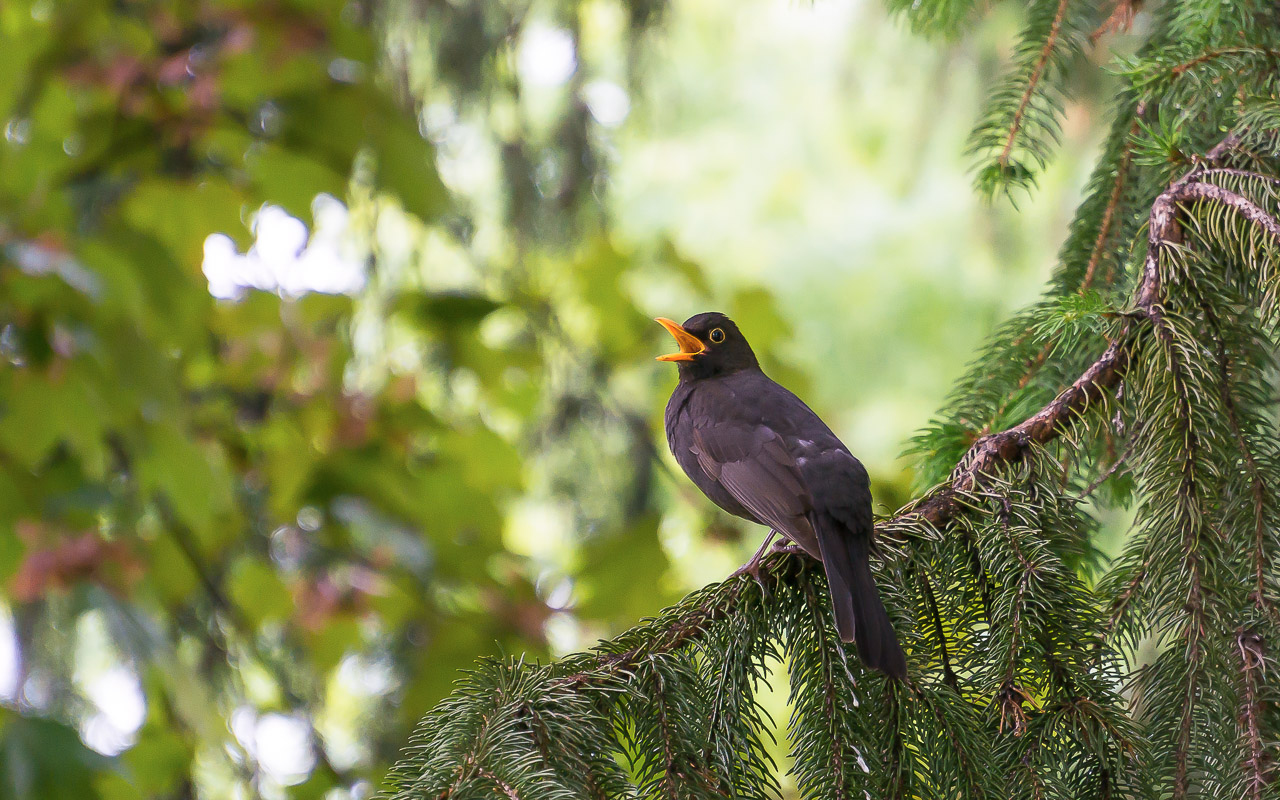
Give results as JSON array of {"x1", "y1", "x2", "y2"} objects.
[{"x1": 997, "y1": 0, "x2": 1072, "y2": 172}]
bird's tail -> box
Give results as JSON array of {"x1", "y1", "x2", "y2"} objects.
[{"x1": 815, "y1": 519, "x2": 906, "y2": 679}]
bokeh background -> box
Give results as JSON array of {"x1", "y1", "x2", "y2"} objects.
[{"x1": 0, "y1": 0, "x2": 1124, "y2": 797}]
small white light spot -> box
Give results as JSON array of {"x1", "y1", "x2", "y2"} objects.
[
  {"x1": 297, "y1": 506, "x2": 323, "y2": 532},
  {"x1": 256, "y1": 713, "x2": 316, "y2": 782},
  {"x1": 328, "y1": 58, "x2": 365, "y2": 84},
  {"x1": 4, "y1": 118, "x2": 31, "y2": 146},
  {"x1": 82, "y1": 666, "x2": 146, "y2": 755},
  {"x1": 0, "y1": 607, "x2": 18, "y2": 701},
  {"x1": 583, "y1": 80, "x2": 630, "y2": 127},
  {"x1": 518, "y1": 25, "x2": 576, "y2": 88},
  {"x1": 545, "y1": 578, "x2": 573, "y2": 610},
  {"x1": 253, "y1": 102, "x2": 282, "y2": 137},
  {"x1": 233, "y1": 707, "x2": 317, "y2": 785},
  {"x1": 421, "y1": 103, "x2": 457, "y2": 141}
]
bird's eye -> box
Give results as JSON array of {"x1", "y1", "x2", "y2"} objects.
[{"x1": 709, "y1": 328, "x2": 725, "y2": 343}]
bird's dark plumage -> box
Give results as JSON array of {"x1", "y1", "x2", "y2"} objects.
[{"x1": 659, "y1": 312, "x2": 906, "y2": 678}]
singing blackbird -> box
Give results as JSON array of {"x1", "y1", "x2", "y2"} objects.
[{"x1": 657, "y1": 312, "x2": 906, "y2": 678}]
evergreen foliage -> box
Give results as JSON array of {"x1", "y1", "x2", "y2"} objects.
[{"x1": 388, "y1": 1, "x2": 1280, "y2": 798}]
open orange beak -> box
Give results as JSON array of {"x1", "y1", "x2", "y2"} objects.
[{"x1": 655, "y1": 317, "x2": 705, "y2": 362}]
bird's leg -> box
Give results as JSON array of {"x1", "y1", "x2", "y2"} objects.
[
  {"x1": 749, "y1": 530, "x2": 778, "y2": 562},
  {"x1": 729, "y1": 530, "x2": 779, "y2": 593}
]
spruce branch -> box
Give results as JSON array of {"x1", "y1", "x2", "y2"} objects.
[
  {"x1": 1236, "y1": 629, "x2": 1269, "y2": 800},
  {"x1": 997, "y1": 0, "x2": 1072, "y2": 171},
  {"x1": 1076, "y1": 427, "x2": 1138, "y2": 501},
  {"x1": 792, "y1": 572, "x2": 853, "y2": 800},
  {"x1": 905, "y1": 130, "x2": 1280, "y2": 532},
  {"x1": 915, "y1": 565, "x2": 959, "y2": 690},
  {"x1": 968, "y1": 0, "x2": 1106, "y2": 194},
  {"x1": 995, "y1": 500, "x2": 1033, "y2": 689},
  {"x1": 1201, "y1": 300, "x2": 1277, "y2": 615},
  {"x1": 537, "y1": 132, "x2": 1280, "y2": 691},
  {"x1": 1079, "y1": 115, "x2": 1142, "y2": 293},
  {"x1": 1167, "y1": 47, "x2": 1280, "y2": 80},
  {"x1": 556, "y1": 575, "x2": 757, "y2": 685},
  {"x1": 642, "y1": 659, "x2": 685, "y2": 798},
  {"x1": 1088, "y1": 0, "x2": 1139, "y2": 43},
  {"x1": 1199, "y1": 167, "x2": 1280, "y2": 186}
]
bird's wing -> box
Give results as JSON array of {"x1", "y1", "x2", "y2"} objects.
[
  {"x1": 798, "y1": 449, "x2": 874, "y2": 538},
  {"x1": 691, "y1": 422, "x2": 811, "y2": 536}
]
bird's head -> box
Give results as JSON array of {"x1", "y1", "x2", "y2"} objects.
[{"x1": 655, "y1": 312, "x2": 760, "y2": 378}]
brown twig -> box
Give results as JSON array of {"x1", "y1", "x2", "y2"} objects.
[
  {"x1": 905, "y1": 337, "x2": 1126, "y2": 527},
  {"x1": 1237, "y1": 630, "x2": 1269, "y2": 800},
  {"x1": 1168, "y1": 47, "x2": 1280, "y2": 78},
  {"x1": 997, "y1": 682, "x2": 1034, "y2": 736},
  {"x1": 1200, "y1": 300, "x2": 1276, "y2": 614},
  {"x1": 1104, "y1": 565, "x2": 1147, "y2": 639},
  {"x1": 645, "y1": 659, "x2": 683, "y2": 800},
  {"x1": 1174, "y1": 633, "x2": 1202, "y2": 799},
  {"x1": 1080, "y1": 117, "x2": 1142, "y2": 292},
  {"x1": 1014, "y1": 338, "x2": 1054, "y2": 396},
  {"x1": 998, "y1": 0, "x2": 1072, "y2": 169},
  {"x1": 1075, "y1": 429, "x2": 1137, "y2": 501},
  {"x1": 474, "y1": 768, "x2": 521, "y2": 800},
  {"x1": 998, "y1": 500, "x2": 1034, "y2": 689},
  {"x1": 1089, "y1": 0, "x2": 1139, "y2": 43}
]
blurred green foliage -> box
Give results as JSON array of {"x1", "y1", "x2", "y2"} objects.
[{"x1": 0, "y1": 0, "x2": 1108, "y2": 797}]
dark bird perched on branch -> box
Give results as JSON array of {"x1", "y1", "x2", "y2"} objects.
[{"x1": 656, "y1": 312, "x2": 906, "y2": 678}]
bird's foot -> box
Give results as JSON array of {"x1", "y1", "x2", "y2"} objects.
[
  {"x1": 729, "y1": 535, "x2": 807, "y2": 595},
  {"x1": 729, "y1": 555, "x2": 771, "y2": 596},
  {"x1": 730, "y1": 534, "x2": 777, "y2": 596}
]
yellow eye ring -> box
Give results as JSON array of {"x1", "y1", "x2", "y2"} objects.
[{"x1": 709, "y1": 328, "x2": 725, "y2": 343}]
